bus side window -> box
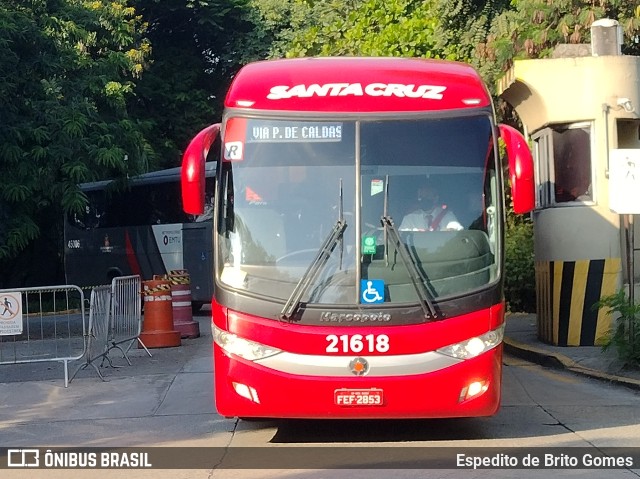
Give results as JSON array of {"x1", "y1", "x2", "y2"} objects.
[
  {"x1": 194, "y1": 177, "x2": 216, "y2": 222},
  {"x1": 72, "y1": 195, "x2": 105, "y2": 229}
]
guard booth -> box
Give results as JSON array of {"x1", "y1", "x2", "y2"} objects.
[{"x1": 498, "y1": 19, "x2": 640, "y2": 346}]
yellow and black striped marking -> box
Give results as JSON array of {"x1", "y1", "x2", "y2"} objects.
[
  {"x1": 142, "y1": 283, "x2": 172, "y2": 296},
  {"x1": 535, "y1": 258, "x2": 621, "y2": 346}
]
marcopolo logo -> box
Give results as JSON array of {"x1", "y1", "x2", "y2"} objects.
[
  {"x1": 267, "y1": 83, "x2": 447, "y2": 100},
  {"x1": 320, "y1": 311, "x2": 391, "y2": 323}
]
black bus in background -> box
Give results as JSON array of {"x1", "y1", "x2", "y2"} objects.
[{"x1": 64, "y1": 163, "x2": 216, "y2": 310}]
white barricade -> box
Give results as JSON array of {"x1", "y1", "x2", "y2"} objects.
[
  {"x1": 70, "y1": 285, "x2": 112, "y2": 382},
  {"x1": 0, "y1": 285, "x2": 87, "y2": 387},
  {"x1": 71, "y1": 275, "x2": 150, "y2": 383},
  {"x1": 108, "y1": 275, "x2": 150, "y2": 363},
  {"x1": 2, "y1": 276, "x2": 150, "y2": 386}
]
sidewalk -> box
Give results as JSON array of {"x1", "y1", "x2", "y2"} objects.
[
  {"x1": 504, "y1": 313, "x2": 640, "y2": 390},
  {"x1": 0, "y1": 313, "x2": 233, "y2": 448}
]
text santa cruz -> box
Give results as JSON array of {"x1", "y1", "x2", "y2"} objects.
[{"x1": 267, "y1": 83, "x2": 447, "y2": 100}]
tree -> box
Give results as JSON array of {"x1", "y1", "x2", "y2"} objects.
[
  {"x1": 242, "y1": 0, "x2": 638, "y2": 95},
  {"x1": 235, "y1": 0, "x2": 513, "y2": 65},
  {"x1": 479, "y1": 0, "x2": 640, "y2": 85},
  {"x1": 0, "y1": 0, "x2": 151, "y2": 270},
  {"x1": 0, "y1": 0, "x2": 258, "y2": 286},
  {"x1": 129, "y1": 0, "x2": 254, "y2": 167},
  {"x1": 431, "y1": 0, "x2": 510, "y2": 63},
  {"x1": 240, "y1": 0, "x2": 443, "y2": 59}
]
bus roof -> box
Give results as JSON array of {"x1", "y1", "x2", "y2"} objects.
[
  {"x1": 225, "y1": 57, "x2": 492, "y2": 113},
  {"x1": 79, "y1": 162, "x2": 216, "y2": 192}
]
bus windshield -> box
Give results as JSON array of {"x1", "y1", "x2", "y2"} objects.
[{"x1": 217, "y1": 115, "x2": 500, "y2": 309}]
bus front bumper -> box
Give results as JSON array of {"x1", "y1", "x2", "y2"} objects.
[{"x1": 213, "y1": 344, "x2": 502, "y2": 419}]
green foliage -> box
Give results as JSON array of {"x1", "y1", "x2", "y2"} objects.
[
  {"x1": 0, "y1": 0, "x2": 256, "y2": 283},
  {"x1": 235, "y1": 0, "x2": 488, "y2": 62},
  {"x1": 593, "y1": 290, "x2": 640, "y2": 367},
  {"x1": 479, "y1": 0, "x2": 640, "y2": 86},
  {"x1": 503, "y1": 145, "x2": 535, "y2": 313},
  {"x1": 288, "y1": 0, "x2": 441, "y2": 58},
  {"x1": 432, "y1": 0, "x2": 510, "y2": 63},
  {"x1": 239, "y1": 0, "x2": 512, "y2": 65},
  {"x1": 0, "y1": 214, "x2": 39, "y2": 260},
  {"x1": 0, "y1": 0, "x2": 153, "y2": 262},
  {"x1": 129, "y1": 0, "x2": 253, "y2": 165},
  {"x1": 504, "y1": 215, "x2": 536, "y2": 313}
]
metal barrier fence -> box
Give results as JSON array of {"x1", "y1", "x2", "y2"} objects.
[
  {"x1": 73, "y1": 285, "x2": 112, "y2": 381},
  {"x1": 1, "y1": 276, "x2": 149, "y2": 387},
  {"x1": 108, "y1": 275, "x2": 149, "y2": 362},
  {"x1": 0, "y1": 285, "x2": 87, "y2": 387},
  {"x1": 71, "y1": 275, "x2": 149, "y2": 383}
]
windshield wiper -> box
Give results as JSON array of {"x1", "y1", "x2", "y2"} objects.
[
  {"x1": 380, "y1": 215, "x2": 438, "y2": 320},
  {"x1": 280, "y1": 179, "x2": 347, "y2": 321},
  {"x1": 379, "y1": 175, "x2": 437, "y2": 320},
  {"x1": 279, "y1": 218, "x2": 347, "y2": 321}
]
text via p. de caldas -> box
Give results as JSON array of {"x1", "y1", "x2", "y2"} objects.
[{"x1": 248, "y1": 121, "x2": 342, "y2": 143}]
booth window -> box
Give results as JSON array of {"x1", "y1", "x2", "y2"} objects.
[{"x1": 532, "y1": 122, "x2": 593, "y2": 208}]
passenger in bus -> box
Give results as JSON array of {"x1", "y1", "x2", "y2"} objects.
[{"x1": 399, "y1": 182, "x2": 463, "y2": 232}]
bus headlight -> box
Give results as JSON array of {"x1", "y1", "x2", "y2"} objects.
[
  {"x1": 436, "y1": 324, "x2": 504, "y2": 360},
  {"x1": 213, "y1": 325, "x2": 282, "y2": 361}
]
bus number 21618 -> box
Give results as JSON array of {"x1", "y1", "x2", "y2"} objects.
[{"x1": 325, "y1": 334, "x2": 390, "y2": 353}]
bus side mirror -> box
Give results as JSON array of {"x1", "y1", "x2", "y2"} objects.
[
  {"x1": 499, "y1": 124, "x2": 535, "y2": 214},
  {"x1": 181, "y1": 123, "x2": 220, "y2": 214}
]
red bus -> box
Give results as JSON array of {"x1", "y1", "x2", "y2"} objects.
[{"x1": 181, "y1": 57, "x2": 534, "y2": 419}]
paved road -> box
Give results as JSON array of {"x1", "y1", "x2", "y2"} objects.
[{"x1": 2, "y1": 313, "x2": 640, "y2": 479}]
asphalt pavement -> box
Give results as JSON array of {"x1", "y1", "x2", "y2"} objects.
[{"x1": 1, "y1": 310, "x2": 639, "y2": 450}]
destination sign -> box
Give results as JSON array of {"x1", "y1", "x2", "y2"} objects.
[{"x1": 247, "y1": 121, "x2": 342, "y2": 143}]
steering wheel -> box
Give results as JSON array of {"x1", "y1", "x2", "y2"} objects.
[{"x1": 276, "y1": 249, "x2": 318, "y2": 265}]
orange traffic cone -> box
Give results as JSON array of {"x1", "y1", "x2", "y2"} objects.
[
  {"x1": 139, "y1": 279, "x2": 181, "y2": 348},
  {"x1": 167, "y1": 270, "x2": 200, "y2": 339}
]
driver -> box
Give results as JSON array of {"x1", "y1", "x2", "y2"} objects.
[{"x1": 399, "y1": 181, "x2": 463, "y2": 232}]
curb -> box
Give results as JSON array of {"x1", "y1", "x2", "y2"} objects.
[{"x1": 503, "y1": 337, "x2": 640, "y2": 392}]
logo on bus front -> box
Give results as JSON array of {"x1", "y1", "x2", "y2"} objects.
[
  {"x1": 224, "y1": 141, "x2": 244, "y2": 161},
  {"x1": 349, "y1": 357, "x2": 370, "y2": 376},
  {"x1": 320, "y1": 311, "x2": 391, "y2": 323},
  {"x1": 267, "y1": 83, "x2": 446, "y2": 100}
]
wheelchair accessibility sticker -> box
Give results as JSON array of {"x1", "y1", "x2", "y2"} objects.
[{"x1": 360, "y1": 280, "x2": 385, "y2": 304}]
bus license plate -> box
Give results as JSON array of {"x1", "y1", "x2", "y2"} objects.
[{"x1": 334, "y1": 389, "x2": 383, "y2": 406}]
